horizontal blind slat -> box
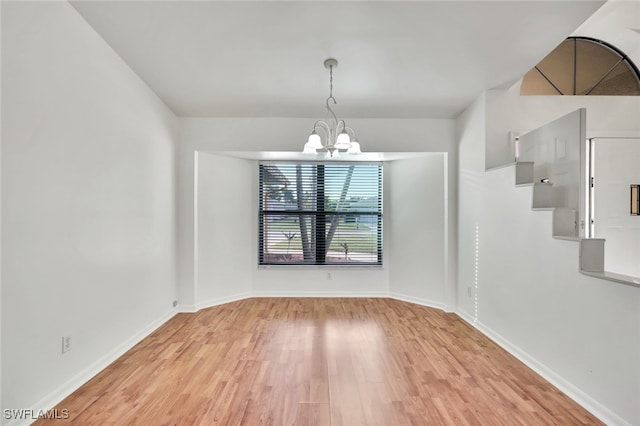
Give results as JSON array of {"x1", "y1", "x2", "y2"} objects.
[{"x1": 259, "y1": 163, "x2": 382, "y2": 265}]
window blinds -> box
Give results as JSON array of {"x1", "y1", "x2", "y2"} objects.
[{"x1": 259, "y1": 163, "x2": 382, "y2": 265}]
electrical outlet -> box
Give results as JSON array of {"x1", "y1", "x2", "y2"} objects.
[
  {"x1": 467, "y1": 286, "x2": 472, "y2": 297},
  {"x1": 62, "y1": 336, "x2": 72, "y2": 354},
  {"x1": 173, "y1": 300, "x2": 178, "y2": 308},
  {"x1": 327, "y1": 272, "x2": 332, "y2": 280}
]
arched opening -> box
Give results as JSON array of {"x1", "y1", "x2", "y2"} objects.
[{"x1": 521, "y1": 36, "x2": 640, "y2": 96}]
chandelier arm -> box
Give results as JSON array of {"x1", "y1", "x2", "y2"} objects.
[
  {"x1": 336, "y1": 120, "x2": 349, "y2": 139},
  {"x1": 344, "y1": 126, "x2": 357, "y2": 139},
  {"x1": 314, "y1": 120, "x2": 331, "y2": 134},
  {"x1": 325, "y1": 96, "x2": 338, "y2": 127},
  {"x1": 313, "y1": 120, "x2": 332, "y2": 147}
]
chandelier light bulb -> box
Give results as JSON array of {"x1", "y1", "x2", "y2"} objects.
[
  {"x1": 307, "y1": 132, "x2": 323, "y2": 149},
  {"x1": 335, "y1": 131, "x2": 351, "y2": 149},
  {"x1": 347, "y1": 141, "x2": 361, "y2": 154},
  {"x1": 303, "y1": 142, "x2": 317, "y2": 154}
]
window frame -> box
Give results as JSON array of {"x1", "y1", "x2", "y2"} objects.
[
  {"x1": 521, "y1": 36, "x2": 640, "y2": 96},
  {"x1": 258, "y1": 161, "x2": 383, "y2": 267}
]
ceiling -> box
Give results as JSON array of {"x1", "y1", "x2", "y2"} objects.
[{"x1": 70, "y1": 0, "x2": 606, "y2": 119}]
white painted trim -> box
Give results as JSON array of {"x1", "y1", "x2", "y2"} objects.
[
  {"x1": 456, "y1": 308, "x2": 477, "y2": 326},
  {"x1": 187, "y1": 294, "x2": 448, "y2": 313},
  {"x1": 194, "y1": 293, "x2": 252, "y2": 311},
  {"x1": 251, "y1": 291, "x2": 389, "y2": 298},
  {"x1": 6, "y1": 310, "x2": 177, "y2": 426},
  {"x1": 455, "y1": 309, "x2": 631, "y2": 426},
  {"x1": 389, "y1": 292, "x2": 447, "y2": 311},
  {"x1": 443, "y1": 153, "x2": 451, "y2": 312},
  {"x1": 177, "y1": 304, "x2": 198, "y2": 313},
  {"x1": 193, "y1": 151, "x2": 200, "y2": 309}
]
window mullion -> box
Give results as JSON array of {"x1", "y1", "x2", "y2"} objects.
[
  {"x1": 315, "y1": 165, "x2": 326, "y2": 264},
  {"x1": 259, "y1": 162, "x2": 382, "y2": 266}
]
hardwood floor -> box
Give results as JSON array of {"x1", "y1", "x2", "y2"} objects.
[{"x1": 36, "y1": 298, "x2": 602, "y2": 425}]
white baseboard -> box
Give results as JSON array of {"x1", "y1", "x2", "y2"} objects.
[
  {"x1": 176, "y1": 304, "x2": 198, "y2": 313},
  {"x1": 389, "y1": 292, "x2": 447, "y2": 311},
  {"x1": 179, "y1": 292, "x2": 391, "y2": 314},
  {"x1": 455, "y1": 309, "x2": 631, "y2": 426},
  {"x1": 194, "y1": 292, "x2": 251, "y2": 311},
  {"x1": 183, "y1": 293, "x2": 445, "y2": 312},
  {"x1": 7, "y1": 309, "x2": 177, "y2": 426},
  {"x1": 251, "y1": 290, "x2": 389, "y2": 298}
]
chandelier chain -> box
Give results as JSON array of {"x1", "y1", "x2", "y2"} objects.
[
  {"x1": 329, "y1": 65, "x2": 333, "y2": 99},
  {"x1": 325, "y1": 64, "x2": 338, "y2": 124}
]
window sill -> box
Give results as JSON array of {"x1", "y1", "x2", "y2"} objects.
[{"x1": 258, "y1": 264, "x2": 384, "y2": 271}]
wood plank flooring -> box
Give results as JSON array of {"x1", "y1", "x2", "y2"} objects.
[{"x1": 36, "y1": 298, "x2": 603, "y2": 425}]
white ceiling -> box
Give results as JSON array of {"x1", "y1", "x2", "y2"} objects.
[
  {"x1": 70, "y1": 0, "x2": 606, "y2": 119},
  {"x1": 204, "y1": 151, "x2": 440, "y2": 162}
]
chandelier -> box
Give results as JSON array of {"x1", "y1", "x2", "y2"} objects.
[{"x1": 302, "y1": 58, "x2": 362, "y2": 157}]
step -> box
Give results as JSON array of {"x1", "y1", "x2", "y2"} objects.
[
  {"x1": 553, "y1": 208, "x2": 578, "y2": 239},
  {"x1": 531, "y1": 182, "x2": 555, "y2": 210},
  {"x1": 579, "y1": 239, "x2": 605, "y2": 272},
  {"x1": 515, "y1": 161, "x2": 534, "y2": 186}
]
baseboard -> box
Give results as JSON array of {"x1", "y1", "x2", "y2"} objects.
[
  {"x1": 184, "y1": 293, "x2": 446, "y2": 311},
  {"x1": 181, "y1": 292, "x2": 399, "y2": 315},
  {"x1": 7, "y1": 309, "x2": 177, "y2": 426},
  {"x1": 251, "y1": 290, "x2": 389, "y2": 298},
  {"x1": 389, "y1": 292, "x2": 447, "y2": 311},
  {"x1": 455, "y1": 309, "x2": 631, "y2": 426},
  {"x1": 456, "y1": 308, "x2": 477, "y2": 326},
  {"x1": 176, "y1": 304, "x2": 198, "y2": 313},
  {"x1": 193, "y1": 292, "x2": 252, "y2": 311}
]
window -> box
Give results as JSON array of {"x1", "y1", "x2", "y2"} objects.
[
  {"x1": 521, "y1": 37, "x2": 640, "y2": 96},
  {"x1": 259, "y1": 163, "x2": 382, "y2": 266}
]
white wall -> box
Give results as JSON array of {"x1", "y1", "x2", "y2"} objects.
[
  {"x1": 1, "y1": 1, "x2": 177, "y2": 418},
  {"x1": 0, "y1": 0, "x2": 4, "y2": 415},
  {"x1": 195, "y1": 152, "x2": 253, "y2": 306},
  {"x1": 252, "y1": 170, "x2": 390, "y2": 296},
  {"x1": 518, "y1": 109, "x2": 585, "y2": 212},
  {"x1": 179, "y1": 118, "x2": 457, "y2": 307},
  {"x1": 388, "y1": 155, "x2": 447, "y2": 308},
  {"x1": 485, "y1": 83, "x2": 640, "y2": 269},
  {"x1": 457, "y1": 92, "x2": 640, "y2": 425},
  {"x1": 192, "y1": 151, "x2": 450, "y2": 302},
  {"x1": 485, "y1": 83, "x2": 640, "y2": 169},
  {"x1": 456, "y1": 94, "x2": 486, "y2": 319},
  {"x1": 594, "y1": 138, "x2": 640, "y2": 277}
]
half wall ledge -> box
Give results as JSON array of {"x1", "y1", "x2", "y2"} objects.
[{"x1": 579, "y1": 239, "x2": 640, "y2": 288}]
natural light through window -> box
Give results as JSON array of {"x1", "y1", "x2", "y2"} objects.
[{"x1": 259, "y1": 163, "x2": 382, "y2": 266}]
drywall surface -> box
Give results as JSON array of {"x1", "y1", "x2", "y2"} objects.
[
  {"x1": 2, "y1": 1, "x2": 177, "y2": 418},
  {"x1": 518, "y1": 109, "x2": 586, "y2": 237},
  {"x1": 195, "y1": 152, "x2": 253, "y2": 305},
  {"x1": 0, "y1": 0, "x2": 4, "y2": 416},
  {"x1": 456, "y1": 93, "x2": 486, "y2": 318},
  {"x1": 593, "y1": 138, "x2": 640, "y2": 278},
  {"x1": 458, "y1": 93, "x2": 640, "y2": 425},
  {"x1": 388, "y1": 155, "x2": 447, "y2": 308},
  {"x1": 485, "y1": 84, "x2": 640, "y2": 169},
  {"x1": 179, "y1": 118, "x2": 457, "y2": 306},
  {"x1": 191, "y1": 151, "x2": 449, "y2": 302}
]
